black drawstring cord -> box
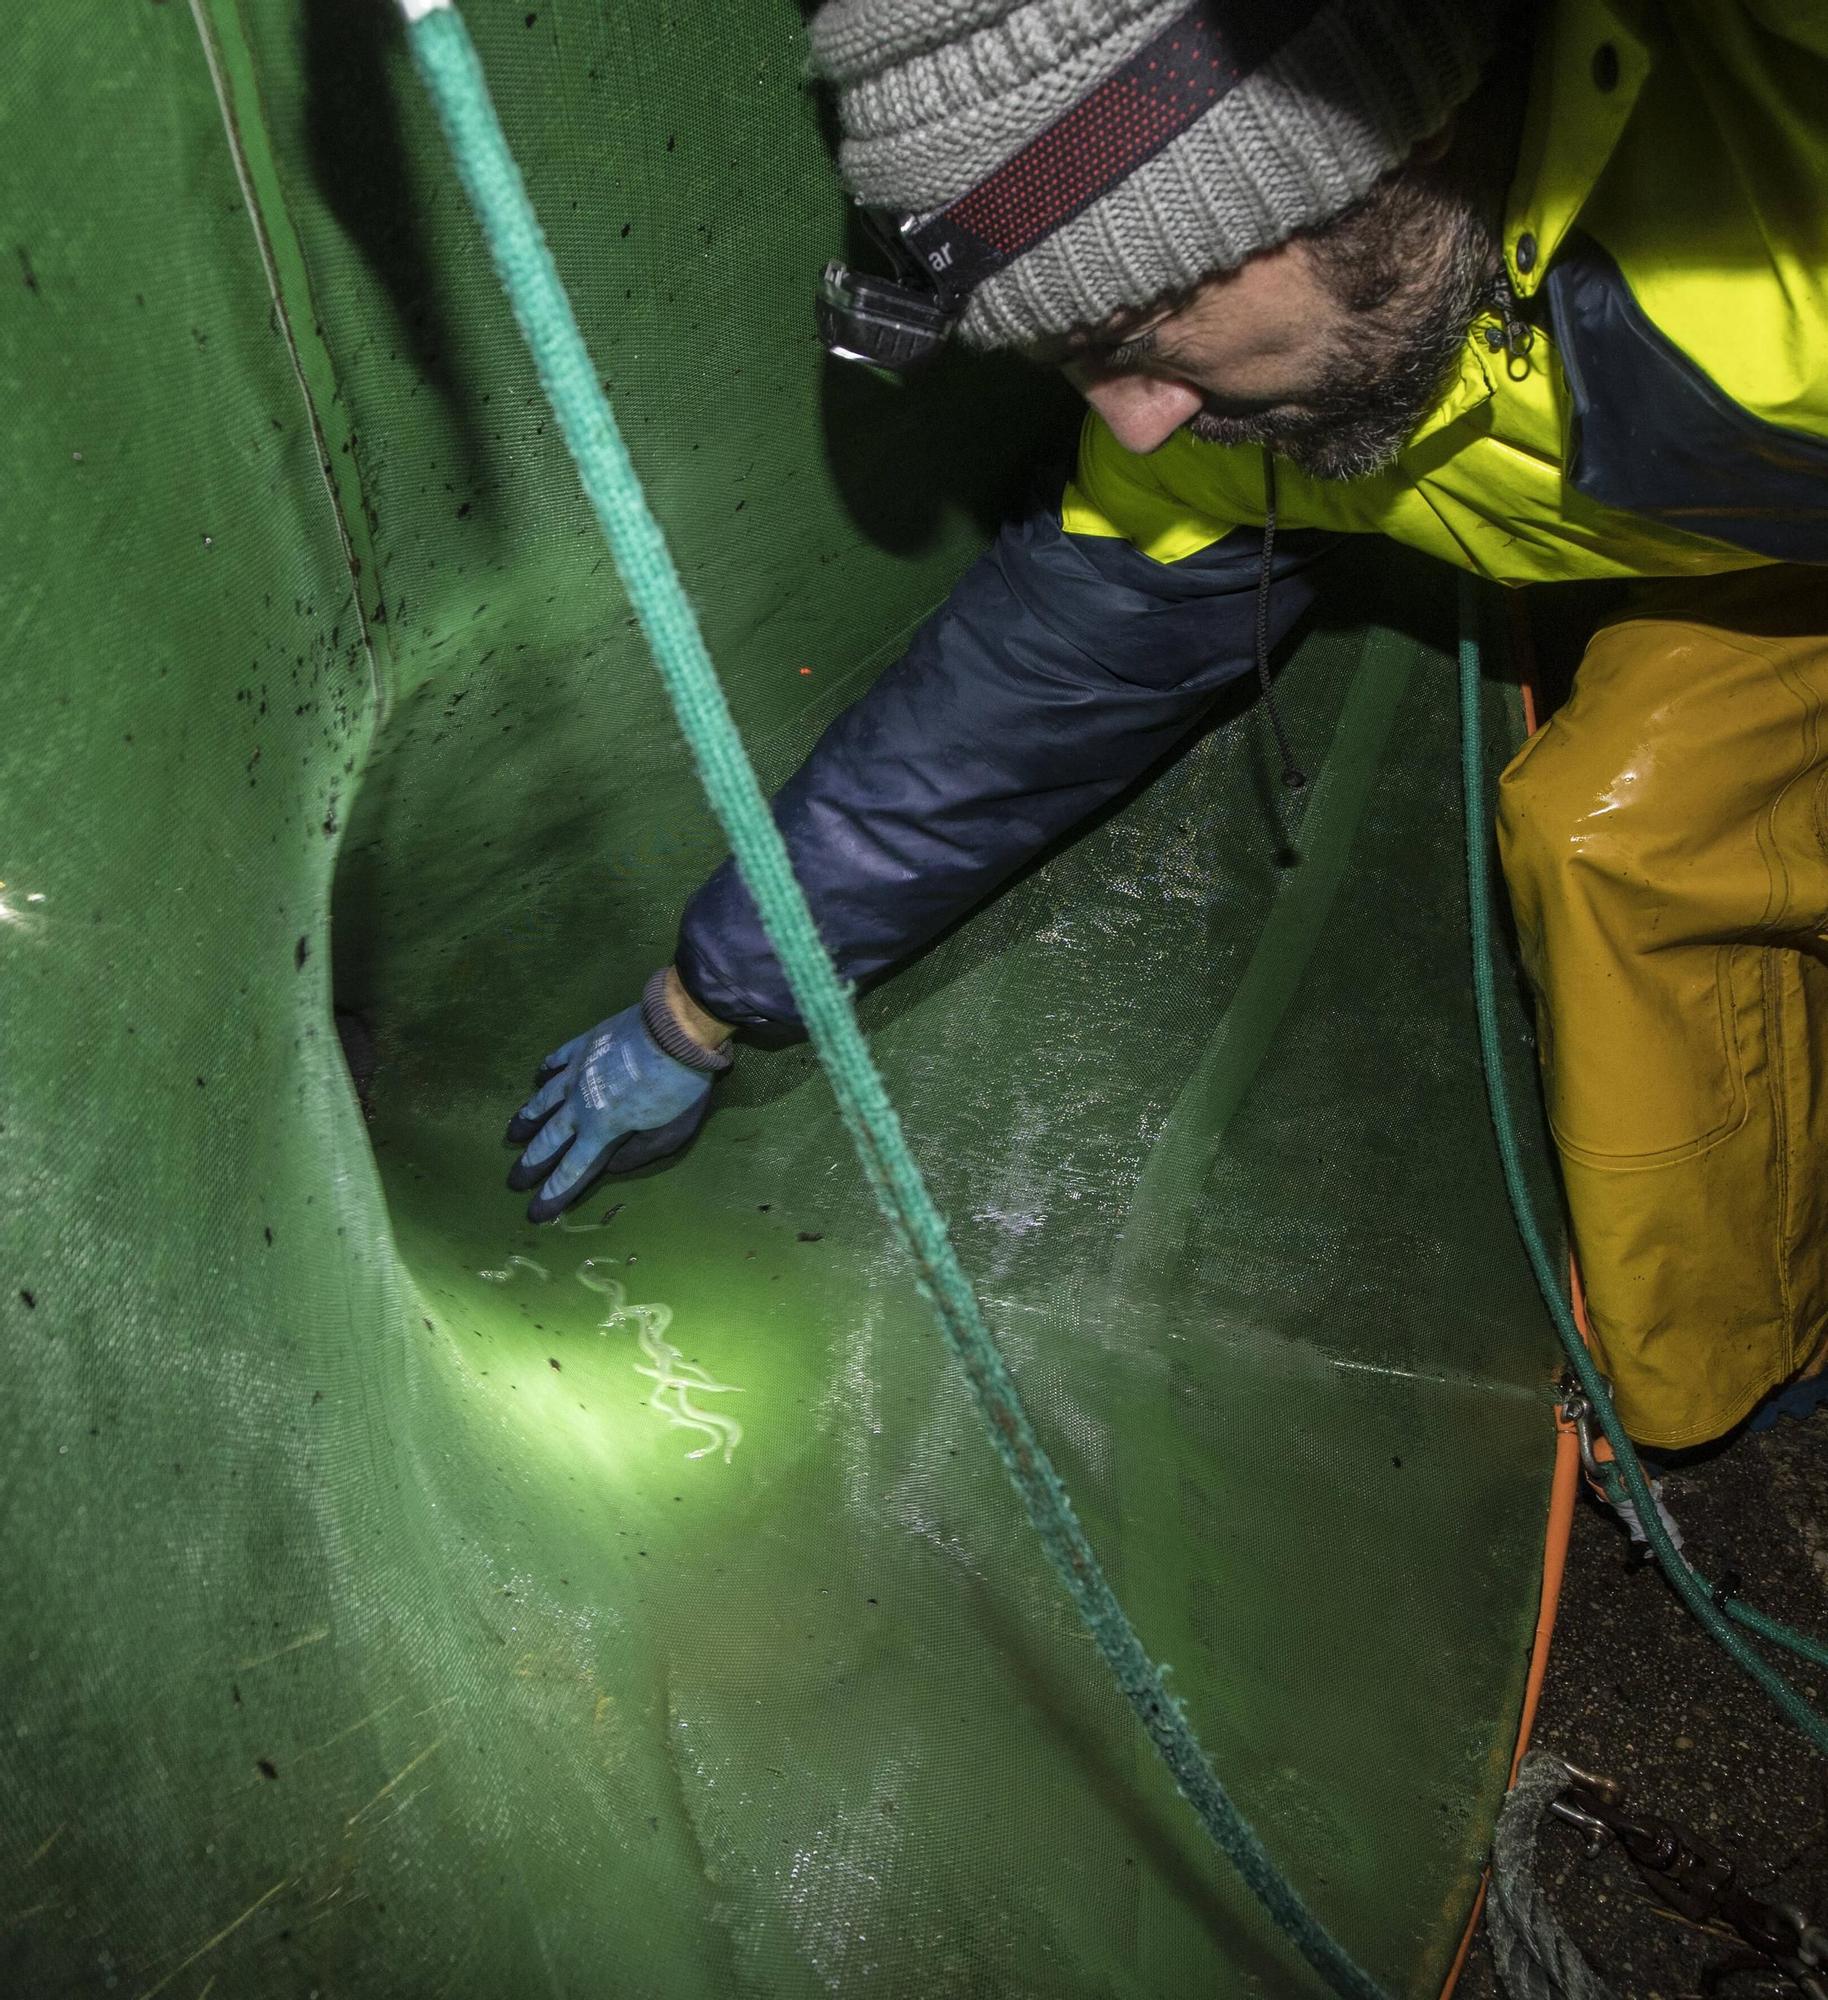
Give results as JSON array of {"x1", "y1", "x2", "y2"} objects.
[{"x1": 1254, "y1": 450, "x2": 1306, "y2": 791}]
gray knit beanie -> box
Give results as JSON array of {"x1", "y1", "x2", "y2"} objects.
[{"x1": 808, "y1": 0, "x2": 1503, "y2": 348}]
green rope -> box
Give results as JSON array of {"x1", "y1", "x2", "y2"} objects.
[
  {"x1": 1456, "y1": 575, "x2": 1828, "y2": 1752},
  {"x1": 404, "y1": 7, "x2": 1385, "y2": 1993},
  {"x1": 1724, "y1": 1596, "x2": 1828, "y2": 1672}
]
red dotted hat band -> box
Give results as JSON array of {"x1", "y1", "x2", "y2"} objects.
[{"x1": 905, "y1": 0, "x2": 1325, "y2": 310}]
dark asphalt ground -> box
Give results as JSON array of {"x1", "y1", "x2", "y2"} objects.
[{"x1": 1455, "y1": 1406, "x2": 1828, "y2": 2000}]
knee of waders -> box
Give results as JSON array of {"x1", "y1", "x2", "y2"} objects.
[{"x1": 1494, "y1": 716, "x2": 1660, "y2": 918}]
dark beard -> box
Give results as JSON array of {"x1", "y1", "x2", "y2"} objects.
[{"x1": 1184, "y1": 170, "x2": 1500, "y2": 482}]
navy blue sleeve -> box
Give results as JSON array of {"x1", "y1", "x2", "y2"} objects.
[{"x1": 675, "y1": 500, "x2": 1336, "y2": 1031}]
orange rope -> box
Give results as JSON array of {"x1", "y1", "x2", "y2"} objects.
[
  {"x1": 1439, "y1": 596, "x2": 1573, "y2": 1999},
  {"x1": 1438, "y1": 1386, "x2": 1580, "y2": 1997}
]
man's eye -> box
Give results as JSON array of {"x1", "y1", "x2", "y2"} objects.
[{"x1": 1089, "y1": 330, "x2": 1166, "y2": 372}]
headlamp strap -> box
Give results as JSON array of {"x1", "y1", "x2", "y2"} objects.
[{"x1": 904, "y1": 0, "x2": 1321, "y2": 309}]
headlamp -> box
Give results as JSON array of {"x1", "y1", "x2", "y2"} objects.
[{"x1": 815, "y1": 207, "x2": 961, "y2": 375}]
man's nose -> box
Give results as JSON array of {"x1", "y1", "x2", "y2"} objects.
[{"x1": 1073, "y1": 372, "x2": 1203, "y2": 454}]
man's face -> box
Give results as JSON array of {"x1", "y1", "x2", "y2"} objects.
[{"x1": 1040, "y1": 165, "x2": 1499, "y2": 482}]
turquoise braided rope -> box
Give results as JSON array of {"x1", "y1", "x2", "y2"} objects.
[
  {"x1": 404, "y1": 8, "x2": 1387, "y2": 1994},
  {"x1": 1456, "y1": 576, "x2": 1828, "y2": 1751}
]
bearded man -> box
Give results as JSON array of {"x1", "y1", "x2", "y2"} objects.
[{"x1": 506, "y1": 0, "x2": 1828, "y2": 1451}]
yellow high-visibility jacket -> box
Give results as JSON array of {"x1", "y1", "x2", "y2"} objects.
[
  {"x1": 1068, "y1": 0, "x2": 1828, "y2": 581},
  {"x1": 679, "y1": 0, "x2": 1828, "y2": 1029}
]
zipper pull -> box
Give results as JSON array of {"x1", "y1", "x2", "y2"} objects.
[{"x1": 1482, "y1": 272, "x2": 1536, "y2": 381}]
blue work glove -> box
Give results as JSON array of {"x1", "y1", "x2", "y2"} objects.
[{"x1": 504, "y1": 973, "x2": 730, "y2": 1223}]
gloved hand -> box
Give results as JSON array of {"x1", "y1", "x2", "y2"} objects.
[{"x1": 505, "y1": 972, "x2": 730, "y2": 1223}]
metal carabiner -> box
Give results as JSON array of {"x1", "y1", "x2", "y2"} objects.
[
  {"x1": 1557, "y1": 1379, "x2": 1612, "y2": 1484},
  {"x1": 1546, "y1": 1757, "x2": 1828, "y2": 2000},
  {"x1": 1546, "y1": 1753, "x2": 1625, "y2": 1805},
  {"x1": 1548, "y1": 1794, "x2": 1613, "y2": 1855},
  {"x1": 1546, "y1": 1755, "x2": 1628, "y2": 1853}
]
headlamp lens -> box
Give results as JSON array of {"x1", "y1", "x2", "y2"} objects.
[{"x1": 815, "y1": 253, "x2": 955, "y2": 374}]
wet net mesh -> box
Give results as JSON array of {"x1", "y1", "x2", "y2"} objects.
[{"x1": 1, "y1": 3, "x2": 1557, "y2": 1994}]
